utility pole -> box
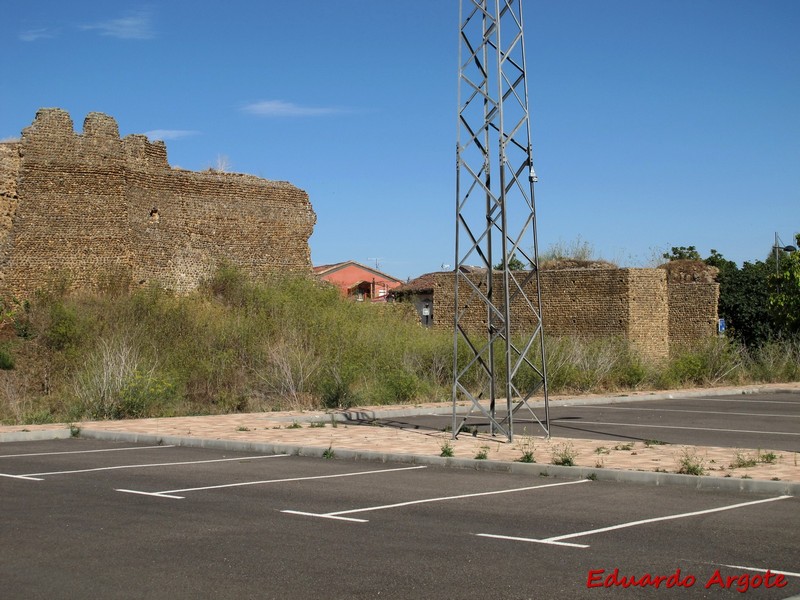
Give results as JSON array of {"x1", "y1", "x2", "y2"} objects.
[
  {"x1": 453, "y1": 0, "x2": 549, "y2": 442},
  {"x1": 773, "y1": 232, "x2": 797, "y2": 275}
]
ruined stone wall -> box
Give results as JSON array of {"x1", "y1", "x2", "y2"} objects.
[
  {"x1": 429, "y1": 268, "x2": 717, "y2": 361},
  {"x1": 0, "y1": 109, "x2": 316, "y2": 296},
  {"x1": 0, "y1": 142, "x2": 21, "y2": 260},
  {"x1": 626, "y1": 269, "x2": 670, "y2": 360},
  {"x1": 667, "y1": 282, "x2": 720, "y2": 347},
  {"x1": 1, "y1": 109, "x2": 130, "y2": 296}
]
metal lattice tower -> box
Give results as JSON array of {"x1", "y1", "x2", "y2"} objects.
[{"x1": 453, "y1": 0, "x2": 549, "y2": 441}]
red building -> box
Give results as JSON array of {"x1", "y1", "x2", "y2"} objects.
[{"x1": 313, "y1": 261, "x2": 404, "y2": 302}]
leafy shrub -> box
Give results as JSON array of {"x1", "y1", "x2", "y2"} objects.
[
  {"x1": 44, "y1": 302, "x2": 82, "y2": 351},
  {"x1": 0, "y1": 346, "x2": 14, "y2": 370},
  {"x1": 116, "y1": 370, "x2": 178, "y2": 419},
  {"x1": 376, "y1": 369, "x2": 419, "y2": 404}
]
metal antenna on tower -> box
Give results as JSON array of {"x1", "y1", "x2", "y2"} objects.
[{"x1": 453, "y1": 0, "x2": 549, "y2": 442}]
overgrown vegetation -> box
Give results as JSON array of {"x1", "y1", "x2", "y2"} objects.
[{"x1": 0, "y1": 266, "x2": 798, "y2": 425}]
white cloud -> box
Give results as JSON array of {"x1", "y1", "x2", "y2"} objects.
[
  {"x1": 241, "y1": 100, "x2": 346, "y2": 117},
  {"x1": 81, "y1": 10, "x2": 154, "y2": 40},
  {"x1": 144, "y1": 129, "x2": 199, "y2": 141},
  {"x1": 19, "y1": 28, "x2": 56, "y2": 42}
]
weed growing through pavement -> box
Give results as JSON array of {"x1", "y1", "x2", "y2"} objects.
[
  {"x1": 676, "y1": 447, "x2": 705, "y2": 476},
  {"x1": 729, "y1": 449, "x2": 780, "y2": 469},
  {"x1": 614, "y1": 442, "x2": 634, "y2": 451},
  {"x1": 322, "y1": 445, "x2": 335, "y2": 459},
  {"x1": 759, "y1": 451, "x2": 778, "y2": 464},
  {"x1": 440, "y1": 439, "x2": 454, "y2": 458},
  {"x1": 69, "y1": 423, "x2": 81, "y2": 437},
  {"x1": 474, "y1": 446, "x2": 489, "y2": 460},
  {"x1": 594, "y1": 446, "x2": 610, "y2": 455},
  {"x1": 287, "y1": 421, "x2": 302, "y2": 429},
  {"x1": 515, "y1": 431, "x2": 535, "y2": 463},
  {"x1": 644, "y1": 439, "x2": 667, "y2": 447},
  {"x1": 730, "y1": 450, "x2": 758, "y2": 469},
  {"x1": 551, "y1": 442, "x2": 577, "y2": 466},
  {"x1": 236, "y1": 426, "x2": 250, "y2": 432},
  {"x1": 309, "y1": 421, "x2": 326, "y2": 428}
]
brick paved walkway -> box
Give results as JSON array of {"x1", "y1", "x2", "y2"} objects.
[{"x1": 3, "y1": 383, "x2": 798, "y2": 483}]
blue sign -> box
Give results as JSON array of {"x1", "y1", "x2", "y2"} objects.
[{"x1": 718, "y1": 318, "x2": 726, "y2": 333}]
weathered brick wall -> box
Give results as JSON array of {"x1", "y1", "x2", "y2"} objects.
[
  {"x1": 429, "y1": 268, "x2": 716, "y2": 361},
  {"x1": 667, "y1": 282, "x2": 719, "y2": 347},
  {"x1": 626, "y1": 269, "x2": 670, "y2": 361},
  {"x1": 0, "y1": 142, "x2": 21, "y2": 266},
  {"x1": 659, "y1": 260, "x2": 720, "y2": 347},
  {"x1": 0, "y1": 109, "x2": 316, "y2": 296}
]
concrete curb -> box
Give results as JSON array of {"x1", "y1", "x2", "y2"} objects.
[
  {"x1": 79, "y1": 428, "x2": 800, "y2": 496},
  {"x1": 0, "y1": 428, "x2": 73, "y2": 443}
]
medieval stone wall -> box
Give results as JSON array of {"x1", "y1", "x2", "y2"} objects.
[
  {"x1": 0, "y1": 109, "x2": 316, "y2": 296},
  {"x1": 667, "y1": 282, "x2": 720, "y2": 347},
  {"x1": 429, "y1": 268, "x2": 717, "y2": 361},
  {"x1": 0, "y1": 142, "x2": 21, "y2": 259}
]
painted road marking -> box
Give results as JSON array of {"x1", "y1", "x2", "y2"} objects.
[
  {"x1": 116, "y1": 465, "x2": 428, "y2": 499},
  {"x1": 476, "y1": 496, "x2": 792, "y2": 549},
  {"x1": 0, "y1": 445, "x2": 176, "y2": 459},
  {"x1": 689, "y1": 398, "x2": 800, "y2": 406},
  {"x1": 720, "y1": 564, "x2": 800, "y2": 579},
  {"x1": 551, "y1": 420, "x2": 800, "y2": 437},
  {"x1": 283, "y1": 478, "x2": 590, "y2": 523},
  {"x1": 0, "y1": 473, "x2": 46, "y2": 481},
  {"x1": 572, "y1": 405, "x2": 800, "y2": 419},
  {"x1": 3, "y1": 454, "x2": 288, "y2": 480}
]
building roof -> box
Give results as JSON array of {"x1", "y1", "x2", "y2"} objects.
[
  {"x1": 394, "y1": 271, "x2": 446, "y2": 294},
  {"x1": 312, "y1": 260, "x2": 404, "y2": 284}
]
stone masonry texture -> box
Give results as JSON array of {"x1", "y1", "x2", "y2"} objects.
[
  {"x1": 0, "y1": 109, "x2": 316, "y2": 296},
  {"x1": 430, "y1": 268, "x2": 718, "y2": 361}
]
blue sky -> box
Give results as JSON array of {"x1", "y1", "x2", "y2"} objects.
[{"x1": 2, "y1": 1, "x2": 798, "y2": 281}]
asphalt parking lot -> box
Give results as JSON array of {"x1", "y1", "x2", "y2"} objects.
[
  {"x1": 377, "y1": 391, "x2": 800, "y2": 452},
  {"x1": 1, "y1": 438, "x2": 798, "y2": 599}
]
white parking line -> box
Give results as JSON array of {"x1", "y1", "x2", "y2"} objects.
[
  {"x1": 552, "y1": 420, "x2": 800, "y2": 437},
  {"x1": 574, "y1": 405, "x2": 800, "y2": 419},
  {"x1": 476, "y1": 495, "x2": 792, "y2": 548},
  {"x1": 116, "y1": 465, "x2": 428, "y2": 499},
  {"x1": 3, "y1": 454, "x2": 289, "y2": 480},
  {"x1": 0, "y1": 445, "x2": 176, "y2": 458},
  {"x1": 692, "y1": 398, "x2": 800, "y2": 406},
  {"x1": 283, "y1": 478, "x2": 590, "y2": 523},
  {"x1": 720, "y1": 564, "x2": 800, "y2": 579},
  {"x1": 0, "y1": 473, "x2": 46, "y2": 481}
]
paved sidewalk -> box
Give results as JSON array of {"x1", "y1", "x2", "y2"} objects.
[{"x1": 2, "y1": 383, "x2": 799, "y2": 491}]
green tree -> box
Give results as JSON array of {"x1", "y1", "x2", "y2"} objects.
[
  {"x1": 663, "y1": 246, "x2": 701, "y2": 261},
  {"x1": 720, "y1": 260, "x2": 776, "y2": 345},
  {"x1": 769, "y1": 233, "x2": 800, "y2": 335},
  {"x1": 494, "y1": 255, "x2": 526, "y2": 270},
  {"x1": 703, "y1": 249, "x2": 776, "y2": 346},
  {"x1": 704, "y1": 249, "x2": 737, "y2": 274}
]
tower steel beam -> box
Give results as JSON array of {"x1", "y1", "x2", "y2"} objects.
[{"x1": 453, "y1": 0, "x2": 549, "y2": 442}]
